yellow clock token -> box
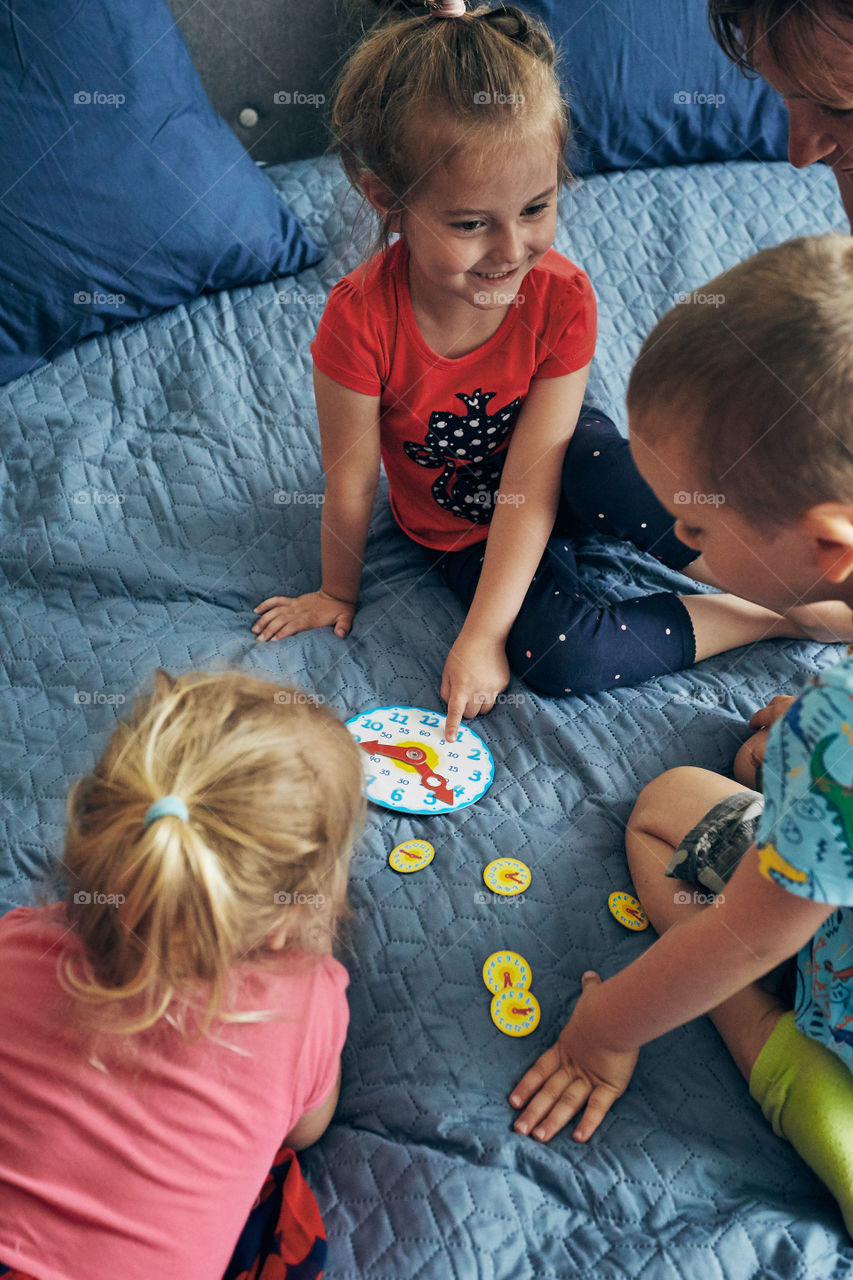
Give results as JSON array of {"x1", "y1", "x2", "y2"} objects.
[
  {"x1": 483, "y1": 857, "x2": 531, "y2": 896},
  {"x1": 608, "y1": 891, "x2": 649, "y2": 931},
  {"x1": 389, "y1": 839, "x2": 435, "y2": 874},
  {"x1": 490, "y1": 986, "x2": 541, "y2": 1037},
  {"x1": 482, "y1": 950, "x2": 532, "y2": 995}
]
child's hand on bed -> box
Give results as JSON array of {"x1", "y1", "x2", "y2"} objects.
[
  {"x1": 440, "y1": 631, "x2": 510, "y2": 742},
  {"x1": 252, "y1": 589, "x2": 355, "y2": 641},
  {"x1": 748, "y1": 694, "x2": 797, "y2": 733},
  {"x1": 509, "y1": 972, "x2": 638, "y2": 1144}
]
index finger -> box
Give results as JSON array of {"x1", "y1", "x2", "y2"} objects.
[{"x1": 443, "y1": 688, "x2": 467, "y2": 743}]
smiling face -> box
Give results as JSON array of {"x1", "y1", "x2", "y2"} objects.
[
  {"x1": 750, "y1": 11, "x2": 853, "y2": 218},
  {"x1": 395, "y1": 128, "x2": 559, "y2": 318}
]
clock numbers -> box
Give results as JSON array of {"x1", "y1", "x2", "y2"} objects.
[
  {"x1": 467, "y1": 749, "x2": 482, "y2": 761},
  {"x1": 419, "y1": 713, "x2": 440, "y2": 727},
  {"x1": 389, "y1": 711, "x2": 409, "y2": 724}
]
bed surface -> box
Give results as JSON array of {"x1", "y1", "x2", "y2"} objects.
[{"x1": 2, "y1": 153, "x2": 852, "y2": 1278}]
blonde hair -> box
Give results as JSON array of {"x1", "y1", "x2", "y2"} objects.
[
  {"x1": 709, "y1": 1, "x2": 853, "y2": 106},
  {"x1": 330, "y1": 1, "x2": 572, "y2": 263},
  {"x1": 627, "y1": 234, "x2": 853, "y2": 526},
  {"x1": 58, "y1": 669, "x2": 365, "y2": 1038}
]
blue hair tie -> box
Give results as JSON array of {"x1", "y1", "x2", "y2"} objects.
[{"x1": 144, "y1": 795, "x2": 189, "y2": 828}]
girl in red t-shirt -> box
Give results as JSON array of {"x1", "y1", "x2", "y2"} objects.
[
  {"x1": 0, "y1": 669, "x2": 364, "y2": 1280},
  {"x1": 253, "y1": 0, "x2": 851, "y2": 738}
]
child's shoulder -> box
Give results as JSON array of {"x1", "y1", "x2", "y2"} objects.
[
  {"x1": 0, "y1": 900, "x2": 67, "y2": 944},
  {"x1": 525, "y1": 249, "x2": 596, "y2": 314}
]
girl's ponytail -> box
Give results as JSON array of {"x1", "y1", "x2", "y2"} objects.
[{"x1": 58, "y1": 669, "x2": 365, "y2": 1038}]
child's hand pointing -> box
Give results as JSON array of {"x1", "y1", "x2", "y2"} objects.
[
  {"x1": 509, "y1": 972, "x2": 639, "y2": 1143},
  {"x1": 441, "y1": 632, "x2": 510, "y2": 742}
]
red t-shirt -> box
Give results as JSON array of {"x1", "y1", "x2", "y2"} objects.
[
  {"x1": 0, "y1": 905, "x2": 349, "y2": 1280},
  {"x1": 310, "y1": 238, "x2": 597, "y2": 551}
]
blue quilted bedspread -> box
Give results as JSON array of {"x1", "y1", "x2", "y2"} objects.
[{"x1": 2, "y1": 154, "x2": 853, "y2": 1279}]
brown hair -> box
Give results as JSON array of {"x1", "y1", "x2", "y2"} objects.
[
  {"x1": 58, "y1": 669, "x2": 365, "y2": 1038},
  {"x1": 329, "y1": 1, "x2": 571, "y2": 262},
  {"x1": 709, "y1": 1, "x2": 853, "y2": 104},
  {"x1": 627, "y1": 234, "x2": 853, "y2": 526}
]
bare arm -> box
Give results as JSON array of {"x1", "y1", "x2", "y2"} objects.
[
  {"x1": 284, "y1": 1064, "x2": 342, "y2": 1152},
  {"x1": 253, "y1": 369, "x2": 381, "y2": 641},
  {"x1": 442, "y1": 364, "x2": 590, "y2": 738}
]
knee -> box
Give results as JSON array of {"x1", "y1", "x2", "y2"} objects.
[
  {"x1": 629, "y1": 768, "x2": 707, "y2": 837},
  {"x1": 506, "y1": 626, "x2": 625, "y2": 698}
]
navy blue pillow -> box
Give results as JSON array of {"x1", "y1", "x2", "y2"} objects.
[
  {"x1": 0, "y1": 0, "x2": 322, "y2": 385},
  {"x1": 517, "y1": 0, "x2": 789, "y2": 174}
]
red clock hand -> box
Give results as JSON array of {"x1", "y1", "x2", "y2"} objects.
[{"x1": 359, "y1": 740, "x2": 455, "y2": 805}]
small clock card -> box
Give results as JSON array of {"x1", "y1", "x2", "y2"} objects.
[{"x1": 345, "y1": 705, "x2": 495, "y2": 814}]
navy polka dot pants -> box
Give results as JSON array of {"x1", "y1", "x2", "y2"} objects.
[{"x1": 426, "y1": 406, "x2": 700, "y2": 697}]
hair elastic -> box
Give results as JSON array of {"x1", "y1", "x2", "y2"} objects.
[
  {"x1": 428, "y1": 0, "x2": 467, "y2": 16},
  {"x1": 144, "y1": 795, "x2": 189, "y2": 828}
]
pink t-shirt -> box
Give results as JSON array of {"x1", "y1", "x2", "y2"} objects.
[{"x1": 0, "y1": 905, "x2": 349, "y2": 1280}]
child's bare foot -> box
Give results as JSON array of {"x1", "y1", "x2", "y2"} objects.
[{"x1": 782, "y1": 601, "x2": 853, "y2": 643}]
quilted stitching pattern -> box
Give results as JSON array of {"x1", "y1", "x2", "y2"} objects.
[{"x1": 1, "y1": 156, "x2": 852, "y2": 1277}]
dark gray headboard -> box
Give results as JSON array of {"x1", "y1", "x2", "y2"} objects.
[{"x1": 166, "y1": 0, "x2": 366, "y2": 165}]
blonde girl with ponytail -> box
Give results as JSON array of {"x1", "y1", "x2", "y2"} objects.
[{"x1": 0, "y1": 668, "x2": 364, "y2": 1280}]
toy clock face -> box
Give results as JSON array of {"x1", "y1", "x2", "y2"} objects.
[{"x1": 345, "y1": 705, "x2": 495, "y2": 814}]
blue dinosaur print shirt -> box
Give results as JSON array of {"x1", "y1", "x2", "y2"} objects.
[
  {"x1": 755, "y1": 657, "x2": 853, "y2": 1070},
  {"x1": 310, "y1": 238, "x2": 596, "y2": 550}
]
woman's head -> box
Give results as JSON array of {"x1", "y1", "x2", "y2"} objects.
[
  {"x1": 709, "y1": 3, "x2": 853, "y2": 181},
  {"x1": 331, "y1": 2, "x2": 570, "y2": 261},
  {"x1": 59, "y1": 669, "x2": 365, "y2": 1036}
]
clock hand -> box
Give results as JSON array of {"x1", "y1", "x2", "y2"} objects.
[{"x1": 358, "y1": 739, "x2": 455, "y2": 805}]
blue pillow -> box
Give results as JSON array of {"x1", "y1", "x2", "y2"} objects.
[
  {"x1": 517, "y1": 0, "x2": 790, "y2": 174},
  {"x1": 0, "y1": 0, "x2": 323, "y2": 385}
]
